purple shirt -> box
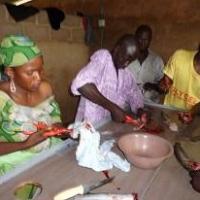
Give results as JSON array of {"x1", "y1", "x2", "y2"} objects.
[{"x1": 71, "y1": 49, "x2": 144, "y2": 124}]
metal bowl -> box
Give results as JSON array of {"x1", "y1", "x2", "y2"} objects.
[{"x1": 118, "y1": 133, "x2": 173, "y2": 169}]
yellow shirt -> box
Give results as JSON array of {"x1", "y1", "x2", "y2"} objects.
[{"x1": 164, "y1": 49, "x2": 200, "y2": 110}]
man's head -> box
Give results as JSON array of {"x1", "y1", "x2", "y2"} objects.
[
  {"x1": 112, "y1": 34, "x2": 138, "y2": 69},
  {"x1": 135, "y1": 25, "x2": 152, "y2": 52}
]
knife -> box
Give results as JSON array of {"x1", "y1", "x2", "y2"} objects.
[
  {"x1": 54, "y1": 177, "x2": 114, "y2": 200},
  {"x1": 144, "y1": 100, "x2": 187, "y2": 112}
]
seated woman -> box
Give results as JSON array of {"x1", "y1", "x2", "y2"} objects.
[{"x1": 0, "y1": 34, "x2": 64, "y2": 175}]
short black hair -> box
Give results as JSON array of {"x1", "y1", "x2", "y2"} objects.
[
  {"x1": 114, "y1": 34, "x2": 136, "y2": 50},
  {"x1": 135, "y1": 24, "x2": 152, "y2": 38},
  {"x1": 195, "y1": 44, "x2": 200, "y2": 63},
  {"x1": 195, "y1": 43, "x2": 200, "y2": 60}
]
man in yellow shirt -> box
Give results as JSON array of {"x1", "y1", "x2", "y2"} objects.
[
  {"x1": 161, "y1": 46, "x2": 200, "y2": 193},
  {"x1": 160, "y1": 45, "x2": 200, "y2": 123}
]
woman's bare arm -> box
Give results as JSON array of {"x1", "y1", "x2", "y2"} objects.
[{"x1": 0, "y1": 131, "x2": 47, "y2": 156}]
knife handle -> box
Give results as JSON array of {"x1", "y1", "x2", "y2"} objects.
[{"x1": 54, "y1": 185, "x2": 84, "y2": 200}]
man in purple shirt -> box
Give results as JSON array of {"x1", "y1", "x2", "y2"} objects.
[{"x1": 71, "y1": 34, "x2": 146, "y2": 125}]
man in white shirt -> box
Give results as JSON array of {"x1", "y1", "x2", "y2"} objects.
[{"x1": 128, "y1": 25, "x2": 164, "y2": 102}]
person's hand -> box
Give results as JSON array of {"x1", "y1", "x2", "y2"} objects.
[
  {"x1": 159, "y1": 75, "x2": 173, "y2": 94},
  {"x1": 137, "y1": 109, "x2": 150, "y2": 128},
  {"x1": 110, "y1": 105, "x2": 127, "y2": 123},
  {"x1": 125, "y1": 115, "x2": 145, "y2": 129},
  {"x1": 140, "y1": 112, "x2": 148, "y2": 126},
  {"x1": 138, "y1": 108, "x2": 150, "y2": 121},
  {"x1": 178, "y1": 112, "x2": 193, "y2": 124},
  {"x1": 24, "y1": 131, "x2": 47, "y2": 148},
  {"x1": 125, "y1": 109, "x2": 150, "y2": 129},
  {"x1": 143, "y1": 82, "x2": 155, "y2": 91}
]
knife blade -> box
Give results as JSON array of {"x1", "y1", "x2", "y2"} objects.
[
  {"x1": 54, "y1": 177, "x2": 114, "y2": 200},
  {"x1": 144, "y1": 100, "x2": 187, "y2": 112}
]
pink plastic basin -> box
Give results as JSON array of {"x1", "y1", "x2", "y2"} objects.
[{"x1": 118, "y1": 133, "x2": 173, "y2": 169}]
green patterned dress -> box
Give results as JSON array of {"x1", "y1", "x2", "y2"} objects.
[{"x1": 0, "y1": 91, "x2": 62, "y2": 175}]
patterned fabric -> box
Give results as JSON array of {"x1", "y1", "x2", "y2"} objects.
[
  {"x1": 0, "y1": 34, "x2": 41, "y2": 67},
  {"x1": 71, "y1": 49, "x2": 144, "y2": 124},
  {"x1": 163, "y1": 49, "x2": 199, "y2": 110},
  {"x1": 0, "y1": 91, "x2": 61, "y2": 175}
]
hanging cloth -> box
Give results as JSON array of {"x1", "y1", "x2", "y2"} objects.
[
  {"x1": 5, "y1": 4, "x2": 65, "y2": 30},
  {"x1": 44, "y1": 7, "x2": 65, "y2": 30},
  {"x1": 5, "y1": 3, "x2": 39, "y2": 21}
]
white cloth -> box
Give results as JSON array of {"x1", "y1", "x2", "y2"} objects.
[
  {"x1": 68, "y1": 121, "x2": 130, "y2": 172},
  {"x1": 128, "y1": 50, "x2": 164, "y2": 102}
]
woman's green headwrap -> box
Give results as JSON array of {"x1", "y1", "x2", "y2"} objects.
[{"x1": 0, "y1": 34, "x2": 42, "y2": 67}]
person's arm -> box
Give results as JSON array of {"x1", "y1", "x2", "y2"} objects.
[
  {"x1": 143, "y1": 74, "x2": 172, "y2": 94},
  {"x1": 159, "y1": 74, "x2": 173, "y2": 94},
  {"x1": 158, "y1": 51, "x2": 178, "y2": 94},
  {"x1": 71, "y1": 50, "x2": 109, "y2": 96},
  {"x1": 126, "y1": 72, "x2": 144, "y2": 114},
  {"x1": 78, "y1": 83, "x2": 127, "y2": 122},
  {"x1": 125, "y1": 72, "x2": 149, "y2": 126},
  {"x1": 0, "y1": 142, "x2": 27, "y2": 156},
  {"x1": 0, "y1": 131, "x2": 47, "y2": 156}
]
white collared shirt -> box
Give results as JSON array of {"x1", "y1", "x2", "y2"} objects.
[{"x1": 128, "y1": 50, "x2": 164, "y2": 102}]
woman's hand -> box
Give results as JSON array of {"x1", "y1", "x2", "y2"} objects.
[
  {"x1": 24, "y1": 131, "x2": 47, "y2": 148},
  {"x1": 0, "y1": 131, "x2": 47, "y2": 155}
]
